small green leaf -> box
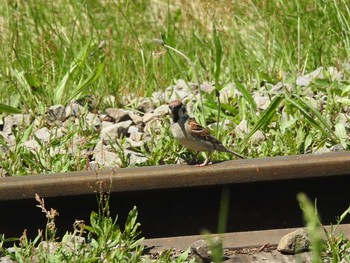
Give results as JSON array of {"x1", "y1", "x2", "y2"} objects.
[
  {"x1": 338, "y1": 97, "x2": 350, "y2": 105},
  {"x1": 20, "y1": 124, "x2": 34, "y2": 144},
  {"x1": 304, "y1": 134, "x2": 313, "y2": 153},
  {"x1": 341, "y1": 85, "x2": 350, "y2": 96},
  {"x1": 338, "y1": 206, "x2": 350, "y2": 226},
  {"x1": 0, "y1": 103, "x2": 21, "y2": 114},
  {"x1": 125, "y1": 206, "x2": 138, "y2": 234}
]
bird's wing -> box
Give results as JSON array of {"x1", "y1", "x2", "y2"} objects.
[
  {"x1": 188, "y1": 118, "x2": 220, "y2": 144},
  {"x1": 188, "y1": 118, "x2": 245, "y2": 158}
]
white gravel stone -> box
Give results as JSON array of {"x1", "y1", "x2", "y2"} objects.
[
  {"x1": 129, "y1": 113, "x2": 143, "y2": 125},
  {"x1": 105, "y1": 108, "x2": 132, "y2": 123},
  {"x1": 129, "y1": 131, "x2": 143, "y2": 142},
  {"x1": 143, "y1": 104, "x2": 169, "y2": 123},
  {"x1": 296, "y1": 67, "x2": 324, "y2": 87},
  {"x1": 93, "y1": 143, "x2": 122, "y2": 167},
  {"x1": 23, "y1": 139, "x2": 41, "y2": 152},
  {"x1": 164, "y1": 79, "x2": 201, "y2": 102},
  {"x1": 85, "y1": 113, "x2": 102, "y2": 128},
  {"x1": 151, "y1": 91, "x2": 165, "y2": 103},
  {"x1": 219, "y1": 83, "x2": 242, "y2": 103},
  {"x1": 251, "y1": 130, "x2": 265, "y2": 142},
  {"x1": 144, "y1": 119, "x2": 164, "y2": 135},
  {"x1": 127, "y1": 125, "x2": 139, "y2": 134},
  {"x1": 253, "y1": 93, "x2": 271, "y2": 110},
  {"x1": 0, "y1": 168, "x2": 8, "y2": 177},
  {"x1": 338, "y1": 113, "x2": 349, "y2": 127},
  {"x1": 200, "y1": 82, "x2": 215, "y2": 93},
  {"x1": 0, "y1": 256, "x2": 14, "y2": 263},
  {"x1": 124, "y1": 149, "x2": 148, "y2": 165},
  {"x1": 235, "y1": 119, "x2": 249, "y2": 134},
  {"x1": 3, "y1": 114, "x2": 31, "y2": 134},
  {"x1": 277, "y1": 229, "x2": 309, "y2": 254},
  {"x1": 1, "y1": 133, "x2": 15, "y2": 147},
  {"x1": 48, "y1": 105, "x2": 66, "y2": 121},
  {"x1": 126, "y1": 137, "x2": 144, "y2": 148},
  {"x1": 101, "y1": 121, "x2": 114, "y2": 130},
  {"x1": 190, "y1": 237, "x2": 222, "y2": 263},
  {"x1": 100, "y1": 120, "x2": 133, "y2": 142},
  {"x1": 65, "y1": 102, "x2": 84, "y2": 117},
  {"x1": 35, "y1": 127, "x2": 50, "y2": 142},
  {"x1": 138, "y1": 100, "x2": 155, "y2": 113}
]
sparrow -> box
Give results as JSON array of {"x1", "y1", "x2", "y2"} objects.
[{"x1": 168, "y1": 100, "x2": 244, "y2": 166}]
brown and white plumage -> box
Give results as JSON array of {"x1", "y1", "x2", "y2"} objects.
[{"x1": 168, "y1": 100, "x2": 244, "y2": 166}]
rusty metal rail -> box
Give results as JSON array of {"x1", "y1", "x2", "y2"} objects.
[
  {"x1": 0, "y1": 152, "x2": 350, "y2": 200},
  {"x1": 144, "y1": 224, "x2": 350, "y2": 262},
  {"x1": 0, "y1": 151, "x2": 350, "y2": 240},
  {"x1": 144, "y1": 224, "x2": 350, "y2": 250}
]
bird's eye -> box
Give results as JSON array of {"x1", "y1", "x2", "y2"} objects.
[
  {"x1": 182, "y1": 107, "x2": 186, "y2": 113},
  {"x1": 173, "y1": 105, "x2": 181, "y2": 111}
]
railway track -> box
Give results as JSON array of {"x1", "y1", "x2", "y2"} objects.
[
  {"x1": 144, "y1": 224, "x2": 350, "y2": 262},
  {"x1": 1, "y1": 151, "x2": 350, "y2": 253}
]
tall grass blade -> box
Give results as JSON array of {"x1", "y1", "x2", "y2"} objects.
[
  {"x1": 213, "y1": 24, "x2": 223, "y2": 135},
  {"x1": 217, "y1": 186, "x2": 230, "y2": 234},
  {"x1": 213, "y1": 24, "x2": 222, "y2": 88},
  {"x1": 297, "y1": 193, "x2": 323, "y2": 263},
  {"x1": 245, "y1": 95, "x2": 283, "y2": 140},
  {"x1": 285, "y1": 95, "x2": 339, "y2": 144}
]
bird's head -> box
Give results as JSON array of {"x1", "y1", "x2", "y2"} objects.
[{"x1": 169, "y1": 100, "x2": 187, "y2": 122}]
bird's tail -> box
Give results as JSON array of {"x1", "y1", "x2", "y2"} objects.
[
  {"x1": 215, "y1": 143, "x2": 245, "y2": 159},
  {"x1": 227, "y1": 149, "x2": 245, "y2": 159}
]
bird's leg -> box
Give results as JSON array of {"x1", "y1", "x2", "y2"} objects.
[
  {"x1": 195, "y1": 152, "x2": 212, "y2": 167},
  {"x1": 188, "y1": 152, "x2": 199, "y2": 165}
]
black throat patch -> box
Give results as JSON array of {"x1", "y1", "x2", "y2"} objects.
[{"x1": 172, "y1": 114, "x2": 179, "y2": 123}]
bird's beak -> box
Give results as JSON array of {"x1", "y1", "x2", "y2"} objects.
[{"x1": 168, "y1": 105, "x2": 173, "y2": 114}]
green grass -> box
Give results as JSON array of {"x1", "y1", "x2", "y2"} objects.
[
  {"x1": 0, "y1": 0, "x2": 350, "y2": 172},
  {"x1": 0, "y1": 107, "x2": 99, "y2": 176},
  {"x1": 1, "y1": 0, "x2": 350, "y2": 109}
]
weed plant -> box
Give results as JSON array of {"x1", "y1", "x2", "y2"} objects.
[
  {"x1": 298, "y1": 193, "x2": 350, "y2": 263},
  {"x1": 0, "y1": 192, "x2": 194, "y2": 262}
]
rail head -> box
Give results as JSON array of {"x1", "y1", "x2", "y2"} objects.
[{"x1": 0, "y1": 151, "x2": 349, "y2": 200}]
